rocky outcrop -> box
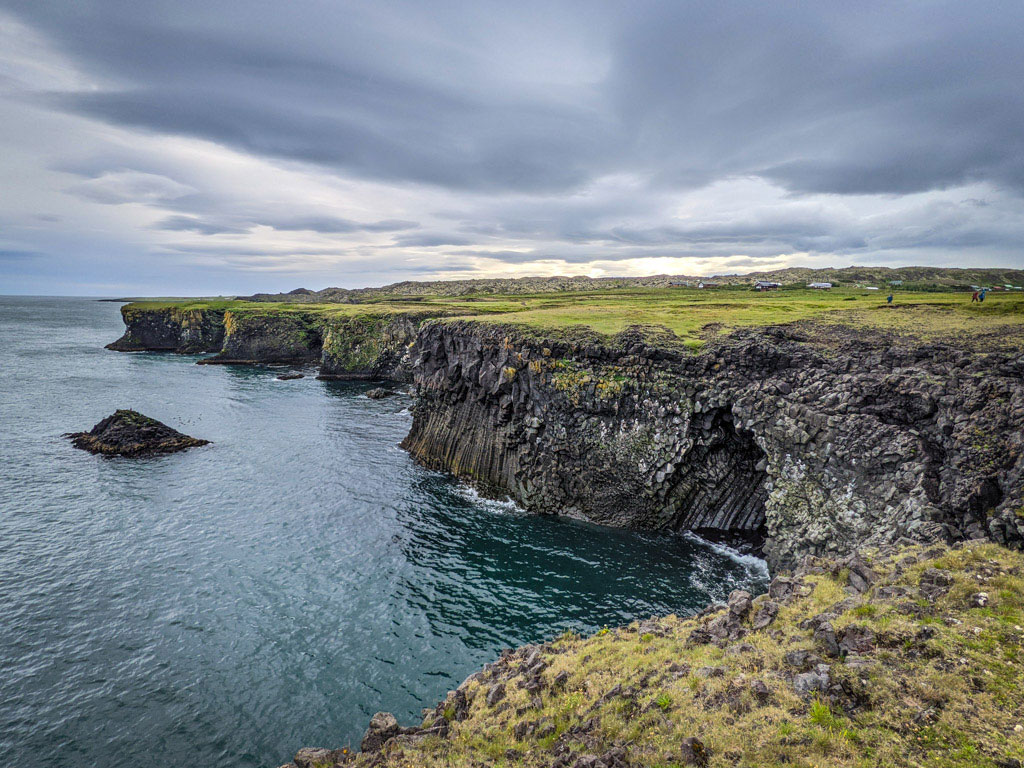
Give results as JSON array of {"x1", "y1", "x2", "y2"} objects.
[
  {"x1": 106, "y1": 305, "x2": 225, "y2": 352},
  {"x1": 111, "y1": 305, "x2": 447, "y2": 379},
  {"x1": 403, "y1": 321, "x2": 1024, "y2": 569},
  {"x1": 201, "y1": 309, "x2": 323, "y2": 365},
  {"x1": 109, "y1": 306, "x2": 1024, "y2": 566},
  {"x1": 318, "y1": 312, "x2": 434, "y2": 381},
  {"x1": 66, "y1": 409, "x2": 209, "y2": 456},
  {"x1": 282, "y1": 542, "x2": 1024, "y2": 768}
]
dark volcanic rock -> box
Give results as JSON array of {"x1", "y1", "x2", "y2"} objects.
[
  {"x1": 66, "y1": 410, "x2": 209, "y2": 456},
  {"x1": 106, "y1": 305, "x2": 224, "y2": 353},
  {"x1": 277, "y1": 373, "x2": 305, "y2": 380},
  {"x1": 365, "y1": 387, "x2": 392, "y2": 399},
  {"x1": 402, "y1": 321, "x2": 1024, "y2": 568}
]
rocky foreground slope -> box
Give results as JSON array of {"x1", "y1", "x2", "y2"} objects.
[{"x1": 282, "y1": 542, "x2": 1024, "y2": 768}]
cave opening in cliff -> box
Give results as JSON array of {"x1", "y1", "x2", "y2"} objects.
[{"x1": 664, "y1": 407, "x2": 768, "y2": 552}]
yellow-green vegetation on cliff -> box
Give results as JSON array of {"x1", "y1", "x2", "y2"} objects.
[
  {"x1": 131, "y1": 287, "x2": 1023, "y2": 354},
  {"x1": 291, "y1": 542, "x2": 1024, "y2": 768}
]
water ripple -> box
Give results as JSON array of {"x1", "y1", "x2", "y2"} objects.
[{"x1": 0, "y1": 297, "x2": 768, "y2": 768}]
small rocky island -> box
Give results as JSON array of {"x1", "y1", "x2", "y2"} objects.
[{"x1": 67, "y1": 410, "x2": 209, "y2": 456}]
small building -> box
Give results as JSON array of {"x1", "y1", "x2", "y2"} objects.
[
  {"x1": 697, "y1": 281, "x2": 720, "y2": 289},
  {"x1": 807, "y1": 282, "x2": 832, "y2": 290},
  {"x1": 864, "y1": 286, "x2": 880, "y2": 291},
  {"x1": 889, "y1": 280, "x2": 903, "y2": 286},
  {"x1": 754, "y1": 280, "x2": 782, "y2": 291}
]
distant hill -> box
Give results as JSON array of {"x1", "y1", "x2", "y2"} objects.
[{"x1": 240, "y1": 266, "x2": 1024, "y2": 302}]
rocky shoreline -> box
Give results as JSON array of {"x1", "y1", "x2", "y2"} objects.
[
  {"x1": 108, "y1": 304, "x2": 1024, "y2": 565},
  {"x1": 106, "y1": 304, "x2": 1024, "y2": 766},
  {"x1": 278, "y1": 541, "x2": 1024, "y2": 768}
]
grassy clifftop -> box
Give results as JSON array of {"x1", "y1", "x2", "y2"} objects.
[
  {"x1": 127, "y1": 287, "x2": 1024, "y2": 352},
  {"x1": 297, "y1": 542, "x2": 1024, "y2": 768}
]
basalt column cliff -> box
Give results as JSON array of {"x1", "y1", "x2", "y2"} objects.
[
  {"x1": 108, "y1": 306, "x2": 1024, "y2": 568},
  {"x1": 402, "y1": 321, "x2": 1024, "y2": 569}
]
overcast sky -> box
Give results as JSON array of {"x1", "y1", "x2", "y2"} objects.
[{"x1": 1, "y1": 1, "x2": 1022, "y2": 295}]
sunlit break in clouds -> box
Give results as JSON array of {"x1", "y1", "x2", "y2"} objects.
[{"x1": 1, "y1": 1, "x2": 1023, "y2": 294}]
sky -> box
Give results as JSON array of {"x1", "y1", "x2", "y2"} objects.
[{"x1": 1, "y1": 1, "x2": 1022, "y2": 296}]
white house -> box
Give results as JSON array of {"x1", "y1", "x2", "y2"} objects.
[{"x1": 807, "y1": 282, "x2": 832, "y2": 290}]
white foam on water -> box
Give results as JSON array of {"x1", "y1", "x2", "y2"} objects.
[
  {"x1": 683, "y1": 531, "x2": 770, "y2": 579},
  {"x1": 455, "y1": 483, "x2": 526, "y2": 515}
]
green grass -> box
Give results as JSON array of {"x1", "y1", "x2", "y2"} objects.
[
  {"x1": 123, "y1": 286, "x2": 1024, "y2": 351},
  {"x1": 350, "y1": 542, "x2": 1024, "y2": 768}
]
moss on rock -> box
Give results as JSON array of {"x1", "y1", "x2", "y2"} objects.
[{"x1": 285, "y1": 542, "x2": 1024, "y2": 768}]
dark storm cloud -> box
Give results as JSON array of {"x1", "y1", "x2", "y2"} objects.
[
  {"x1": 2, "y1": 0, "x2": 1024, "y2": 296},
  {"x1": 6, "y1": 0, "x2": 1021, "y2": 199}
]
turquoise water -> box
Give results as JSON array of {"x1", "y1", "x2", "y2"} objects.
[{"x1": 0, "y1": 296, "x2": 768, "y2": 767}]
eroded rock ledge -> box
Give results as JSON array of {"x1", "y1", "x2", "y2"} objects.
[{"x1": 402, "y1": 321, "x2": 1024, "y2": 569}]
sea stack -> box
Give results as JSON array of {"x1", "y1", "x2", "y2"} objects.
[{"x1": 67, "y1": 410, "x2": 209, "y2": 456}]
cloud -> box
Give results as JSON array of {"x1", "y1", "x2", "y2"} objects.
[
  {"x1": 16, "y1": 0, "x2": 1018, "y2": 197},
  {"x1": 392, "y1": 233, "x2": 474, "y2": 247},
  {"x1": 1, "y1": 1, "x2": 1023, "y2": 294},
  {"x1": 153, "y1": 214, "x2": 250, "y2": 235},
  {"x1": 65, "y1": 169, "x2": 196, "y2": 205},
  {"x1": 265, "y1": 216, "x2": 418, "y2": 234}
]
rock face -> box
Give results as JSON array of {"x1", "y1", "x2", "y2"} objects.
[
  {"x1": 111, "y1": 306, "x2": 442, "y2": 380},
  {"x1": 318, "y1": 313, "x2": 429, "y2": 380},
  {"x1": 66, "y1": 410, "x2": 209, "y2": 456},
  {"x1": 106, "y1": 306, "x2": 225, "y2": 352},
  {"x1": 109, "y1": 306, "x2": 1024, "y2": 567},
  {"x1": 200, "y1": 309, "x2": 323, "y2": 365},
  {"x1": 403, "y1": 321, "x2": 1024, "y2": 569}
]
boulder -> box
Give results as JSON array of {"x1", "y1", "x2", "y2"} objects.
[
  {"x1": 919, "y1": 568, "x2": 954, "y2": 601},
  {"x1": 66, "y1": 410, "x2": 209, "y2": 456},
  {"x1": 360, "y1": 711, "x2": 399, "y2": 753},
  {"x1": 793, "y1": 667, "x2": 831, "y2": 697},
  {"x1": 292, "y1": 747, "x2": 346, "y2": 768}
]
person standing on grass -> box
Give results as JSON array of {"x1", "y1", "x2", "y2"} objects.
[
  {"x1": 887, "y1": 293, "x2": 894, "y2": 304},
  {"x1": 980, "y1": 288, "x2": 987, "y2": 303},
  {"x1": 972, "y1": 290, "x2": 979, "y2": 302}
]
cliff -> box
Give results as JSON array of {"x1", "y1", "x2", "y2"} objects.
[
  {"x1": 105, "y1": 301, "x2": 1024, "y2": 767},
  {"x1": 106, "y1": 304, "x2": 225, "y2": 352},
  {"x1": 202, "y1": 308, "x2": 325, "y2": 365},
  {"x1": 319, "y1": 311, "x2": 441, "y2": 380},
  {"x1": 283, "y1": 541, "x2": 1024, "y2": 768},
  {"x1": 110, "y1": 303, "x2": 452, "y2": 379},
  {"x1": 108, "y1": 304, "x2": 1024, "y2": 566},
  {"x1": 402, "y1": 321, "x2": 1024, "y2": 569}
]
